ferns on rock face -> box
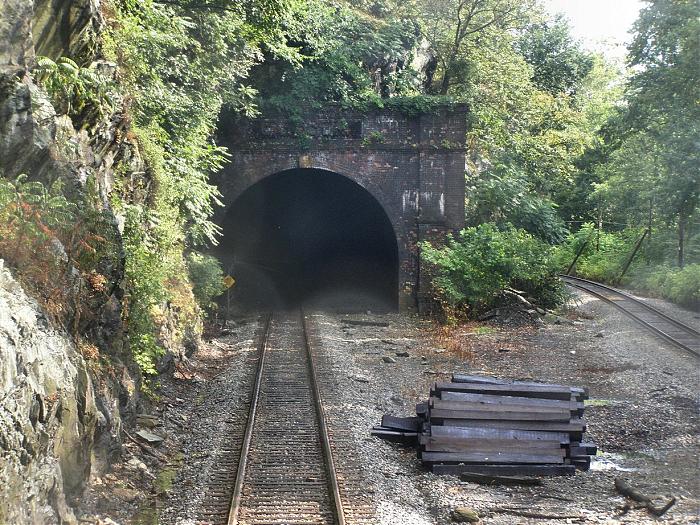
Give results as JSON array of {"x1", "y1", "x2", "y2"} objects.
[
  {"x1": 0, "y1": 175, "x2": 118, "y2": 332},
  {"x1": 34, "y1": 56, "x2": 115, "y2": 126}
]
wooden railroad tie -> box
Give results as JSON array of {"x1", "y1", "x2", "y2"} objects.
[{"x1": 372, "y1": 373, "x2": 596, "y2": 477}]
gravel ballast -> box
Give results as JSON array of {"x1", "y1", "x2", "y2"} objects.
[{"x1": 81, "y1": 292, "x2": 698, "y2": 524}]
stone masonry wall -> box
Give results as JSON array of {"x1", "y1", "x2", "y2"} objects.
[{"x1": 215, "y1": 105, "x2": 468, "y2": 311}]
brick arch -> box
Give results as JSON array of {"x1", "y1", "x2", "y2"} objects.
[
  {"x1": 213, "y1": 105, "x2": 468, "y2": 311},
  {"x1": 218, "y1": 163, "x2": 399, "y2": 234}
]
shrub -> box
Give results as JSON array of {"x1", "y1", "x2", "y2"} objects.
[
  {"x1": 631, "y1": 264, "x2": 700, "y2": 308},
  {"x1": 421, "y1": 223, "x2": 565, "y2": 318},
  {"x1": 555, "y1": 224, "x2": 642, "y2": 282},
  {"x1": 0, "y1": 174, "x2": 117, "y2": 332},
  {"x1": 186, "y1": 252, "x2": 226, "y2": 313},
  {"x1": 120, "y1": 204, "x2": 167, "y2": 376}
]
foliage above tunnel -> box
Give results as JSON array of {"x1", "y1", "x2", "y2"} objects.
[
  {"x1": 5, "y1": 0, "x2": 697, "y2": 382},
  {"x1": 249, "y1": 0, "x2": 425, "y2": 113},
  {"x1": 95, "y1": 0, "x2": 304, "y2": 374}
]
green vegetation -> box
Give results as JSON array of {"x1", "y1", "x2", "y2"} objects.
[
  {"x1": 10, "y1": 0, "x2": 299, "y2": 376},
  {"x1": 421, "y1": 224, "x2": 564, "y2": 319},
  {"x1": 35, "y1": 56, "x2": 115, "y2": 125},
  {"x1": 413, "y1": 0, "x2": 697, "y2": 314},
  {"x1": 633, "y1": 265, "x2": 700, "y2": 308},
  {"x1": 3, "y1": 0, "x2": 697, "y2": 388},
  {"x1": 558, "y1": 0, "x2": 699, "y2": 309},
  {"x1": 187, "y1": 252, "x2": 226, "y2": 314},
  {"x1": 98, "y1": 0, "x2": 297, "y2": 373},
  {"x1": 557, "y1": 224, "x2": 700, "y2": 308}
]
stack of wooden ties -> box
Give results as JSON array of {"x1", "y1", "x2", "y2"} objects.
[{"x1": 372, "y1": 373, "x2": 596, "y2": 476}]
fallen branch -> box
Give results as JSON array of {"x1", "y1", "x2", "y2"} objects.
[
  {"x1": 503, "y1": 288, "x2": 536, "y2": 310},
  {"x1": 614, "y1": 478, "x2": 677, "y2": 517}
]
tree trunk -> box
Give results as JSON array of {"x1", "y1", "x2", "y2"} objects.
[
  {"x1": 439, "y1": 70, "x2": 451, "y2": 95},
  {"x1": 647, "y1": 197, "x2": 653, "y2": 265},
  {"x1": 678, "y1": 215, "x2": 685, "y2": 268},
  {"x1": 596, "y1": 205, "x2": 602, "y2": 252}
]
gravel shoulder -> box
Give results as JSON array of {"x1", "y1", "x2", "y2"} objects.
[
  {"x1": 77, "y1": 291, "x2": 698, "y2": 525},
  {"x1": 308, "y1": 290, "x2": 699, "y2": 524}
]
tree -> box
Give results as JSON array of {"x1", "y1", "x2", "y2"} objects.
[
  {"x1": 594, "y1": 0, "x2": 699, "y2": 267},
  {"x1": 418, "y1": 0, "x2": 536, "y2": 94},
  {"x1": 517, "y1": 15, "x2": 593, "y2": 96}
]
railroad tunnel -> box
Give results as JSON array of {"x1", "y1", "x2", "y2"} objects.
[{"x1": 216, "y1": 168, "x2": 399, "y2": 312}]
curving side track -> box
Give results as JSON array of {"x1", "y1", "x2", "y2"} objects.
[
  {"x1": 227, "y1": 310, "x2": 345, "y2": 525},
  {"x1": 561, "y1": 275, "x2": 700, "y2": 357}
]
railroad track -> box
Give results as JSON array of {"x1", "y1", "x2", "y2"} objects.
[
  {"x1": 561, "y1": 275, "x2": 700, "y2": 357},
  {"x1": 226, "y1": 310, "x2": 345, "y2": 525}
]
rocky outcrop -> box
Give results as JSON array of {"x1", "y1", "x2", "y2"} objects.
[
  {"x1": 1, "y1": 0, "x2": 98, "y2": 74},
  {"x1": 0, "y1": 73, "x2": 58, "y2": 181},
  {"x1": 31, "y1": 0, "x2": 99, "y2": 61},
  {"x1": 0, "y1": 1, "x2": 142, "y2": 521},
  {"x1": 1, "y1": 1, "x2": 205, "y2": 519},
  {"x1": 0, "y1": 0, "x2": 34, "y2": 73},
  {"x1": 0, "y1": 263, "x2": 97, "y2": 524}
]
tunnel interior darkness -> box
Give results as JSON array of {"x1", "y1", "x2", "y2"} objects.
[{"x1": 216, "y1": 169, "x2": 399, "y2": 311}]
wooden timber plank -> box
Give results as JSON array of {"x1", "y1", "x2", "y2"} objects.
[
  {"x1": 567, "y1": 457, "x2": 592, "y2": 471},
  {"x1": 451, "y1": 374, "x2": 506, "y2": 384},
  {"x1": 370, "y1": 429, "x2": 418, "y2": 443},
  {"x1": 439, "y1": 391, "x2": 584, "y2": 411},
  {"x1": 419, "y1": 435, "x2": 565, "y2": 448},
  {"x1": 430, "y1": 398, "x2": 580, "y2": 415},
  {"x1": 433, "y1": 382, "x2": 582, "y2": 401},
  {"x1": 372, "y1": 425, "x2": 418, "y2": 432},
  {"x1": 568, "y1": 444, "x2": 597, "y2": 456},
  {"x1": 429, "y1": 425, "x2": 570, "y2": 443},
  {"x1": 421, "y1": 451, "x2": 565, "y2": 464},
  {"x1": 420, "y1": 439, "x2": 566, "y2": 455},
  {"x1": 371, "y1": 428, "x2": 418, "y2": 436},
  {"x1": 381, "y1": 415, "x2": 422, "y2": 432},
  {"x1": 458, "y1": 472, "x2": 543, "y2": 486},
  {"x1": 431, "y1": 464, "x2": 576, "y2": 476},
  {"x1": 441, "y1": 419, "x2": 585, "y2": 436},
  {"x1": 451, "y1": 374, "x2": 588, "y2": 398},
  {"x1": 429, "y1": 408, "x2": 571, "y2": 422}
]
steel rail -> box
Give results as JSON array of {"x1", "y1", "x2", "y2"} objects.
[
  {"x1": 561, "y1": 275, "x2": 699, "y2": 358},
  {"x1": 227, "y1": 313, "x2": 272, "y2": 525},
  {"x1": 301, "y1": 309, "x2": 347, "y2": 525},
  {"x1": 563, "y1": 275, "x2": 699, "y2": 336},
  {"x1": 227, "y1": 311, "x2": 345, "y2": 525}
]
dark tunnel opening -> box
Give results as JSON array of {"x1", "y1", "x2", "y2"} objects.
[{"x1": 215, "y1": 169, "x2": 399, "y2": 312}]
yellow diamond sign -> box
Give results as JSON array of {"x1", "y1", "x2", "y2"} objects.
[{"x1": 223, "y1": 275, "x2": 236, "y2": 289}]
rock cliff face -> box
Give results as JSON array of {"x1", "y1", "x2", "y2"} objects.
[
  {"x1": 0, "y1": 263, "x2": 96, "y2": 524},
  {"x1": 0, "y1": 0, "x2": 34, "y2": 72},
  {"x1": 0, "y1": 1, "x2": 140, "y2": 521}
]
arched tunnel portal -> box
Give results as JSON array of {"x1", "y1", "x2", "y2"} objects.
[
  {"x1": 213, "y1": 105, "x2": 468, "y2": 313},
  {"x1": 215, "y1": 168, "x2": 399, "y2": 311}
]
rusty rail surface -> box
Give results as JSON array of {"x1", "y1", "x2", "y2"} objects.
[
  {"x1": 227, "y1": 310, "x2": 346, "y2": 525},
  {"x1": 561, "y1": 275, "x2": 700, "y2": 358}
]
